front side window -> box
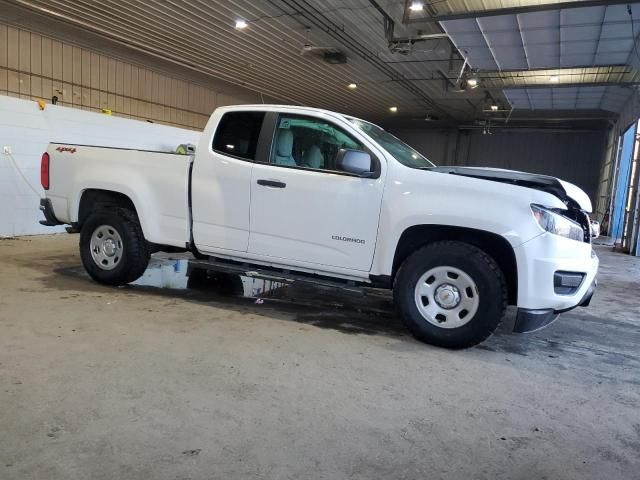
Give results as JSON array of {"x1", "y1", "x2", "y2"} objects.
[
  {"x1": 213, "y1": 111, "x2": 265, "y2": 160},
  {"x1": 349, "y1": 118, "x2": 436, "y2": 169},
  {"x1": 271, "y1": 115, "x2": 365, "y2": 172}
]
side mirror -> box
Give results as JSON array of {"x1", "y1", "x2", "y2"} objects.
[{"x1": 337, "y1": 149, "x2": 374, "y2": 177}]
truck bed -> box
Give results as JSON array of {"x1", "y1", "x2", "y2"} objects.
[{"x1": 47, "y1": 143, "x2": 192, "y2": 248}]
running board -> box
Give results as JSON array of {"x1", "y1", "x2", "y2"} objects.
[{"x1": 187, "y1": 257, "x2": 366, "y2": 294}]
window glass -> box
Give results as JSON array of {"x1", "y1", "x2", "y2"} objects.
[
  {"x1": 349, "y1": 118, "x2": 436, "y2": 168},
  {"x1": 271, "y1": 115, "x2": 365, "y2": 172},
  {"x1": 213, "y1": 111, "x2": 265, "y2": 160}
]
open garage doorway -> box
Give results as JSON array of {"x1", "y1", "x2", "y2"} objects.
[{"x1": 611, "y1": 121, "x2": 640, "y2": 254}]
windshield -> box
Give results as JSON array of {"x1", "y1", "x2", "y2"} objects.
[{"x1": 349, "y1": 118, "x2": 436, "y2": 168}]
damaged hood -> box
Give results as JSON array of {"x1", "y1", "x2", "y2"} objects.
[{"x1": 431, "y1": 166, "x2": 593, "y2": 213}]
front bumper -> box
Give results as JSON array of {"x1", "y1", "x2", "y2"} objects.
[
  {"x1": 512, "y1": 232, "x2": 599, "y2": 333},
  {"x1": 514, "y1": 277, "x2": 597, "y2": 333},
  {"x1": 514, "y1": 233, "x2": 599, "y2": 309}
]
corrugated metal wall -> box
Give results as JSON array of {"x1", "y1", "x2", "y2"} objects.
[
  {"x1": 594, "y1": 129, "x2": 620, "y2": 223},
  {"x1": 388, "y1": 129, "x2": 453, "y2": 166},
  {"x1": 0, "y1": 23, "x2": 263, "y2": 130},
  {"x1": 455, "y1": 130, "x2": 607, "y2": 203},
  {"x1": 392, "y1": 127, "x2": 608, "y2": 204}
]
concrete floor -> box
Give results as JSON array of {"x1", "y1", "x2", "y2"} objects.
[{"x1": 1, "y1": 234, "x2": 639, "y2": 480}]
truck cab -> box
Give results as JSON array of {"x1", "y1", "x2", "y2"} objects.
[{"x1": 192, "y1": 106, "x2": 387, "y2": 277}]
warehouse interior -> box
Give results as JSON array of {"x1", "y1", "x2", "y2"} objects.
[{"x1": 1, "y1": 1, "x2": 639, "y2": 479}]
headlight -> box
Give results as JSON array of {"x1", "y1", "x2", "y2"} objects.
[{"x1": 531, "y1": 204, "x2": 584, "y2": 241}]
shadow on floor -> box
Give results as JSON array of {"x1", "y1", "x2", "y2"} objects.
[{"x1": 41, "y1": 250, "x2": 640, "y2": 376}]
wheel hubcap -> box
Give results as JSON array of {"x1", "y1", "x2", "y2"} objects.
[
  {"x1": 90, "y1": 225, "x2": 123, "y2": 271},
  {"x1": 414, "y1": 266, "x2": 479, "y2": 329},
  {"x1": 434, "y1": 284, "x2": 461, "y2": 309},
  {"x1": 103, "y1": 238, "x2": 117, "y2": 256}
]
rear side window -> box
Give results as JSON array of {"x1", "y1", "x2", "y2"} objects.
[{"x1": 212, "y1": 111, "x2": 265, "y2": 160}]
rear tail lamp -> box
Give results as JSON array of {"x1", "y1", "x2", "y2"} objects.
[{"x1": 41, "y1": 152, "x2": 50, "y2": 190}]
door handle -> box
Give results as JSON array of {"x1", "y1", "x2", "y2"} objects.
[{"x1": 257, "y1": 179, "x2": 286, "y2": 188}]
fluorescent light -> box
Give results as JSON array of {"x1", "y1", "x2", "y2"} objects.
[
  {"x1": 409, "y1": 1, "x2": 424, "y2": 11},
  {"x1": 348, "y1": 83, "x2": 357, "y2": 89},
  {"x1": 389, "y1": 106, "x2": 398, "y2": 113},
  {"x1": 490, "y1": 105, "x2": 499, "y2": 111},
  {"x1": 235, "y1": 19, "x2": 248, "y2": 29},
  {"x1": 549, "y1": 75, "x2": 559, "y2": 83}
]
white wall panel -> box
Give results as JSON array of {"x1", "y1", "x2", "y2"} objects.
[{"x1": 0, "y1": 95, "x2": 199, "y2": 237}]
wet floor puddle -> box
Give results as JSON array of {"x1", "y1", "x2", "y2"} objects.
[
  {"x1": 131, "y1": 256, "x2": 288, "y2": 298},
  {"x1": 61, "y1": 253, "x2": 396, "y2": 319}
]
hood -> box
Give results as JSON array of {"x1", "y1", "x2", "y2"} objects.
[{"x1": 431, "y1": 166, "x2": 593, "y2": 213}]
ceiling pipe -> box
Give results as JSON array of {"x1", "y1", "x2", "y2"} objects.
[
  {"x1": 365, "y1": 0, "x2": 475, "y2": 110},
  {"x1": 277, "y1": 0, "x2": 453, "y2": 119},
  {"x1": 367, "y1": 0, "x2": 395, "y2": 42},
  {"x1": 366, "y1": 0, "x2": 465, "y2": 77}
]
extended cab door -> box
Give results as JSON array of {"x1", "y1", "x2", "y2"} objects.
[
  {"x1": 248, "y1": 113, "x2": 385, "y2": 272},
  {"x1": 191, "y1": 110, "x2": 266, "y2": 252}
]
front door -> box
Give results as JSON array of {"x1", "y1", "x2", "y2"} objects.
[{"x1": 248, "y1": 113, "x2": 384, "y2": 272}]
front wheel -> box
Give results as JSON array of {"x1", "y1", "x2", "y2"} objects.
[
  {"x1": 79, "y1": 208, "x2": 150, "y2": 286},
  {"x1": 393, "y1": 241, "x2": 507, "y2": 349}
]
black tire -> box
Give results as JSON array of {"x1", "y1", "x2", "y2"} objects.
[
  {"x1": 79, "y1": 208, "x2": 150, "y2": 286},
  {"x1": 393, "y1": 241, "x2": 507, "y2": 349}
]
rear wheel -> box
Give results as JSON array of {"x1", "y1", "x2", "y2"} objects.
[
  {"x1": 393, "y1": 241, "x2": 507, "y2": 349},
  {"x1": 80, "y1": 208, "x2": 149, "y2": 286}
]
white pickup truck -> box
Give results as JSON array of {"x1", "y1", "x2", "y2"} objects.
[{"x1": 40, "y1": 105, "x2": 598, "y2": 348}]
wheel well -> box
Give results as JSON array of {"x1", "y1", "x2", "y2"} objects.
[
  {"x1": 393, "y1": 225, "x2": 518, "y2": 305},
  {"x1": 78, "y1": 189, "x2": 137, "y2": 226}
]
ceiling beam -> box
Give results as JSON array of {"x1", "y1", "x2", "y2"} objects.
[
  {"x1": 405, "y1": 0, "x2": 640, "y2": 24},
  {"x1": 477, "y1": 64, "x2": 630, "y2": 74},
  {"x1": 383, "y1": 66, "x2": 634, "y2": 82},
  {"x1": 498, "y1": 81, "x2": 640, "y2": 89}
]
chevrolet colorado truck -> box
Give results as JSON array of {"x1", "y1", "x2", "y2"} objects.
[{"x1": 39, "y1": 105, "x2": 598, "y2": 348}]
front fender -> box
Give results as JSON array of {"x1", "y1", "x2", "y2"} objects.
[{"x1": 371, "y1": 165, "x2": 565, "y2": 276}]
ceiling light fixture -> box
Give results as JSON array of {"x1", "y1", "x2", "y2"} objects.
[
  {"x1": 348, "y1": 83, "x2": 357, "y2": 89},
  {"x1": 467, "y1": 78, "x2": 479, "y2": 88},
  {"x1": 389, "y1": 106, "x2": 398, "y2": 113},
  {"x1": 409, "y1": 1, "x2": 424, "y2": 11},
  {"x1": 490, "y1": 104, "x2": 499, "y2": 111},
  {"x1": 549, "y1": 75, "x2": 559, "y2": 83},
  {"x1": 235, "y1": 19, "x2": 248, "y2": 29}
]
